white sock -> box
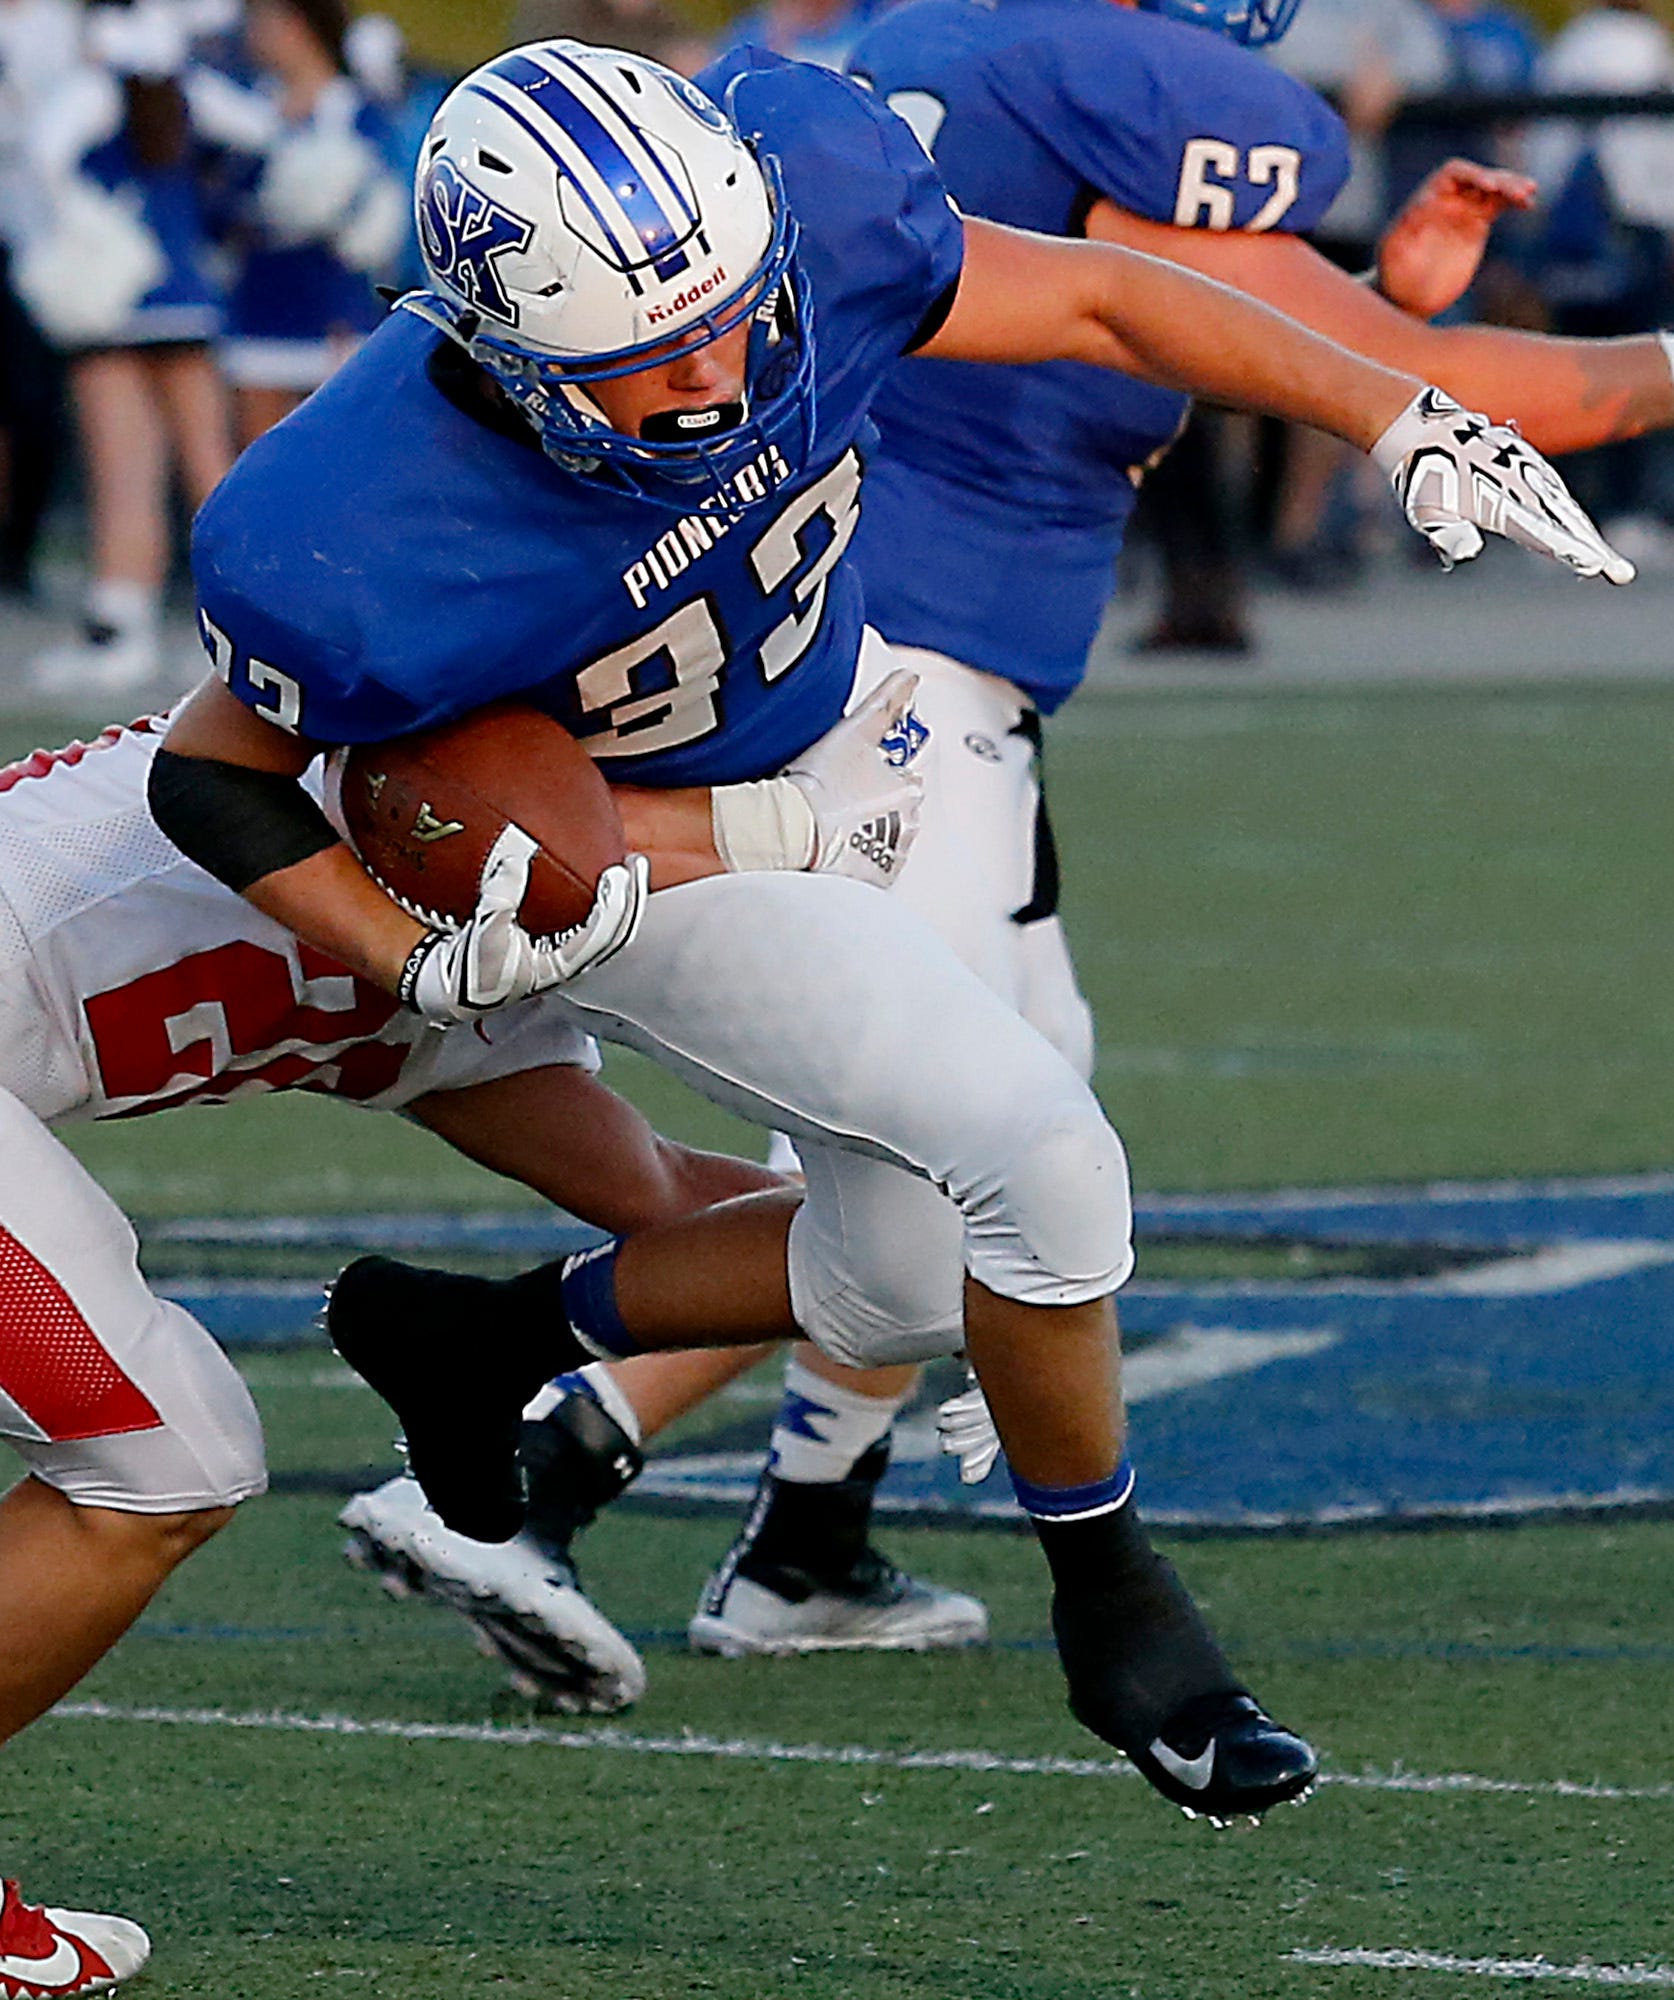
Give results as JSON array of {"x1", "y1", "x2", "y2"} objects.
[
  {"x1": 768, "y1": 1353, "x2": 907, "y2": 1485},
  {"x1": 521, "y1": 1362, "x2": 643, "y2": 1445}
]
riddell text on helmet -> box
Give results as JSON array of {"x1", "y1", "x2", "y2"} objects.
[{"x1": 645, "y1": 265, "x2": 729, "y2": 325}]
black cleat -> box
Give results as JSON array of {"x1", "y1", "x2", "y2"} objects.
[
  {"x1": 521, "y1": 1388, "x2": 645, "y2": 1562},
  {"x1": 1125, "y1": 1691, "x2": 1318, "y2": 1826},
  {"x1": 325, "y1": 1255, "x2": 579, "y2": 1544},
  {"x1": 688, "y1": 1442, "x2": 989, "y2": 1655}
]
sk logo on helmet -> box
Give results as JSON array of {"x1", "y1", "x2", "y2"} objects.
[{"x1": 420, "y1": 158, "x2": 536, "y2": 326}]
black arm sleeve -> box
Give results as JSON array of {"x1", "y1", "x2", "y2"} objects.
[{"x1": 148, "y1": 746, "x2": 341, "y2": 895}]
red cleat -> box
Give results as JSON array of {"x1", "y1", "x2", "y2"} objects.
[{"x1": 0, "y1": 1882, "x2": 149, "y2": 1997}]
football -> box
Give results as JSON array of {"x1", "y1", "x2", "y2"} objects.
[{"x1": 338, "y1": 704, "x2": 626, "y2": 940}]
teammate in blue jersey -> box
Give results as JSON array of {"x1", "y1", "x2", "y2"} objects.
[
  {"x1": 153, "y1": 36, "x2": 1626, "y2": 1829},
  {"x1": 412, "y1": 0, "x2": 1674, "y2": 1704}
]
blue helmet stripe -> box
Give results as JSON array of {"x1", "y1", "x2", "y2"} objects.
[
  {"x1": 463, "y1": 82, "x2": 640, "y2": 285},
  {"x1": 486, "y1": 51, "x2": 694, "y2": 279}
]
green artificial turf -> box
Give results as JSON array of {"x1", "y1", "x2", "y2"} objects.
[
  {"x1": 4, "y1": 682, "x2": 1673, "y2": 1994},
  {"x1": 7, "y1": 1451, "x2": 1672, "y2": 1999}
]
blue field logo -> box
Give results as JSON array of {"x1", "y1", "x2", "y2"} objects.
[
  {"x1": 638, "y1": 1174, "x2": 1674, "y2": 1532},
  {"x1": 419, "y1": 159, "x2": 536, "y2": 327},
  {"x1": 157, "y1": 1174, "x2": 1674, "y2": 1534}
]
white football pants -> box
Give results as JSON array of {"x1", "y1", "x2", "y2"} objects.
[
  {"x1": 882, "y1": 642, "x2": 1095, "y2": 1082},
  {"x1": 555, "y1": 633, "x2": 1130, "y2": 1369}
]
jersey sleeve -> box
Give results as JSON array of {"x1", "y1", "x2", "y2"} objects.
[
  {"x1": 193, "y1": 510, "x2": 446, "y2": 747},
  {"x1": 985, "y1": 13, "x2": 1350, "y2": 236},
  {"x1": 702, "y1": 50, "x2": 965, "y2": 355}
]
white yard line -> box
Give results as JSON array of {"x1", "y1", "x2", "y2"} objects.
[
  {"x1": 46, "y1": 1702, "x2": 1674, "y2": 1804},
  {"x1": 1287, "y1": 1948, "x2": 1674, "y2": 1986}
]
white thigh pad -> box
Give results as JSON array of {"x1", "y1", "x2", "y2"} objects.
[
  {"x1": 560, "y1": 872, "x2": 1132, "y2": 1312},
  {"x1": 787, "y1": 1144, "x2": 966, "y2": 1368}
]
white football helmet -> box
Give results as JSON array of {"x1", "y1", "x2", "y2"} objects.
[{"x1": 408, "y1": 41, "x2": 815, "y2": 505}]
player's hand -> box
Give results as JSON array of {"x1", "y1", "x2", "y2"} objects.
[
  {"x1": 399, "y1": 825, "x2": 650, "y2": 1022},
  {"x1": 1373, "y1": 388, "x2": 1636, "y2": 584},
  {"x1": 786, "y1": 668, "x2": 930, "y2": 889},
  {"x1": 1376, "y1": 159, "x2": 1536, "y2": 322},
  {"x1": 937, "y1": 1373, "x2": 1002, "y2": 1486}
]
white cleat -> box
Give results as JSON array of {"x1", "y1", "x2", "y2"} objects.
[
  {"x1": 688, "y1": 1559, "x2": 990, "y2": 1658},
  {"x1": 0, "y1": 1880, "x2": 150, "y2": 1997},
  {"x1": 339, "y1": 1474, "x2": 646, "y2": 1714}
]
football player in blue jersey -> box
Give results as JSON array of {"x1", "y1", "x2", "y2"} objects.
[
  {"x1": 468, "y1": 0, "x2": 1674, "y2": 1691},
  {"x1": 150, "y1": 37, "x2": 1625, "y2": 1826}
]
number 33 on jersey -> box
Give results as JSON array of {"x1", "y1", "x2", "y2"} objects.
[{"x1": 191, "y1": 53, "x2": 963, "y2": 790}]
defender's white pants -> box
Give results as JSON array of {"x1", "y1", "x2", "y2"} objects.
[{"x1": 0, "y1": 1085, "x2": 267, "y2": 1511}]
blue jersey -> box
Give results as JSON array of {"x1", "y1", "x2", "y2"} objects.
[
  {"x1": 848, "y1": 0, "x2": 1349, "y2": 708},
  {"x1": 192, "y1": 53, "x2": 963, "y2": 787}
]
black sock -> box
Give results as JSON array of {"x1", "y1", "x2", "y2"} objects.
[{"x1": 1034, "y1": 1501, "x2": 1240, "y2": 1754}]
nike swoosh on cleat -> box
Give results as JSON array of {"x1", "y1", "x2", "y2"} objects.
[
  {"x1": 1148, "y1": 1737, "x2": 1216, "y2": 1791},
  {"x1": 0, "y1": 1936, "x2": 85, "y2": 1986}
]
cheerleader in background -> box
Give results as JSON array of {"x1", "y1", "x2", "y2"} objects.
[
  {"x1": 19, "y1": 0, "x2": 239, "y2": 692},
  {"x1": 0, "y1": 0, "x2": 79, "y2": 599},
  {"x1": 219, "y1": 0, "x2": 405, "y2": 446}
]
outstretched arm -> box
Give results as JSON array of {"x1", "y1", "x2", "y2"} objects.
[
  {"x1": 1078, "y1": 183, "x2": 1674, "y2": 458},
  {"x1": 919, "y1": 216, "x2": 1630, "y2": 584},
  {"x1": 918, "y1": 217, "x2": 1417, "y2": 449}
]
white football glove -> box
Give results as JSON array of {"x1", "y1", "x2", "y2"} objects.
[
  {"x1": 398, "y1": 824, "x2": 649, "y2": 1025},
  {"x1": 789, "y1": 668, "x2": 929, "y2": 887},
  {"x1": 710, "y1": 669, "x2": 929, "y2": 889},
  {"x1": 936, "y1": 1372, "x2": 1003, "y2": 1487},
  {"x1": 1373, "y1": 387, "x2": 1635, "y2": 584}
]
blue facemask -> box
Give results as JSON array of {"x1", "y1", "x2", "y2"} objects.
[{"x1": 1137, "y1": 0, "x2": 1304, "y2": 49}]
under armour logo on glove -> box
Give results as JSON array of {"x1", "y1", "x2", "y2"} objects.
[{"x1": 1372, "y1": 387, "x2": 1635, "y2": 584}]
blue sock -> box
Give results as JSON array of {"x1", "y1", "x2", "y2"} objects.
[
  {"x1": 1010, "y1": 1458, "x2": 1136, "y2": 1523},
  {"x1": 558, "y1": 1240, "x2": 641, "y2": 1360}
]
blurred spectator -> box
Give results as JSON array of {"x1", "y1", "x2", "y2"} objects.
[
  {"x1": 219, "y1": 0, "x2": 407, "y2": 445},
  {"x1": 343, "y1": 11, "x2": 448, "y2": 294},
  {"x1": 718, "y1": 0, "x2": 882, "y2": 70},
  {"x1": 1386, "y1": 0, "x2": 1542, "y2": 219},
  {"x1": 20, "y1": 0, "x2": 235, "y2": 692},
  {"x1": 508, "y1": 0, "x2": 710, "y2": 75},
  {"x1": 1522, "y1": 1, "x2": 1674, "y2": 557},
  {"x1": 1257, "y1": 0, "x2": 1453, "y2": 589},
  {"x1": 0, "y1": 0, "x2": 78, "y2": 598},
  {"x1": 1128, "y1": 411, "x2": 1253, "y2": 654}
]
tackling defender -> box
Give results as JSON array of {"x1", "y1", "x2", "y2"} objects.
[
  {"x1": 368, "y1": 0, "x2": 1674, "y2": 1701},
  {"x1": 0, "y1": 693, "x2": 918, "y2": 1997},
  {"x1": 154, "y1": 38, "x2": 1620, "y2": 1852}
]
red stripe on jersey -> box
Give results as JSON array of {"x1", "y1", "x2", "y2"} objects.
[
  {"x1": 0, "y1": 716, "x2": 160, "y2": 794},
  {"x1": 0, "y1": 1229, "x2": 162, "y2": 1442}
]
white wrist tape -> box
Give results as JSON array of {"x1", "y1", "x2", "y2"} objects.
[
  {"x1": 710, "y1": 777, "x2": 818, "y2": 873},
  {"x1": 1658, "y1": 330, "x2": 1674, "y2": 391}
]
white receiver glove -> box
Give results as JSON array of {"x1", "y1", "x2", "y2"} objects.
[
  {"x1": 1373, "y1": 387, "x2": 1635, "y2": 584},
  {"x1": 710, "y1": 669, "x2": 929, "y2": 890},
  {"x1": 398, "y1": 824, "x2": 650, "y2": 1025},
  {"x1": 936, "y1": 1372, "x2": 1003, "y2": 1487}
]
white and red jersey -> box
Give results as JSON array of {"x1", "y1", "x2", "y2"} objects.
[{"x1": 0, "y1": 719, "x2": 595, "y2": 1127}]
